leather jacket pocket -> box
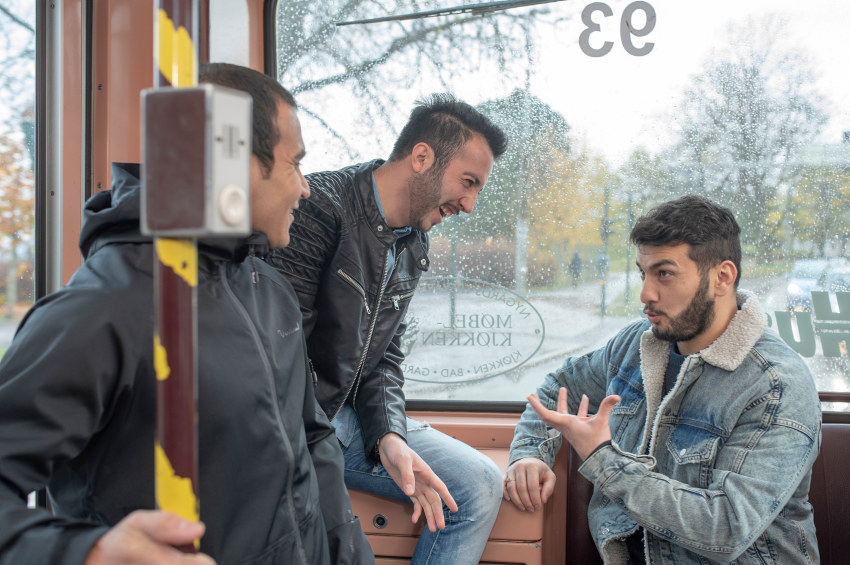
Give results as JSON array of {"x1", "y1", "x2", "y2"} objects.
[{"x1": 336, "y1": 268, "x2": 371, "y2": 314}]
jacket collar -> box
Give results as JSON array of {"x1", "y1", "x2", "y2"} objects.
[
  {"x1": 639, "y1": 290, "x2": 764, "y2": 423},
  {"x1": 82, "y1": 163, "x2": 269, "y2": 265},
  {"x1": 638, "y1": 289, "x2": 766, "y2": 454},
  {"x1": 354, "y1": 159, "x2": 430, "y2": 272},
  {"x1": 640, "y1": 289, "x2": 765, "y2": 375}
]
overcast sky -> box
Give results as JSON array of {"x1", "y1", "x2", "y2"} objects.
[{"x1": 526, "y1": 0, "x2": 850, "y2": 166}]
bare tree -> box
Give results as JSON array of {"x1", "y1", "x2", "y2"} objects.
[
  {"x1": 668, "y1": 15, "x2": 826, "y2": 259},
  {"x1": 276, "y1": 1, "x2": 557, "y2": 159},
  {"x1": 0, "y1": 1, "x2": 35, "y2": 318}
]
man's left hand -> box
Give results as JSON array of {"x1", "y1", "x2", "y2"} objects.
[
  {"x1": 377, "y1": 432, "x2": 459, "y2": 532},
  {"x1": 527, "y1": 387, "x2": 621, "y2": 461}
]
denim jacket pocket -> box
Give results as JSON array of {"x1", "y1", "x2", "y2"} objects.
[{"x1": 667, "y1": 425, "x2": 721, "y2": 465}]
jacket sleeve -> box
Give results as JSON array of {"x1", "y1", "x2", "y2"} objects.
[
  {"x1": 300, "y1": 352, "x2": 375, "y2": 565},
  {"x1": 508, "y1": 342, "x2": 610, "y2": 467},
  {"x1": 0, "y1": 290, "x2": 126, "y2": 565},
  {"x1": 578, "y1": 379, "x2": 821, "y2": 562}
]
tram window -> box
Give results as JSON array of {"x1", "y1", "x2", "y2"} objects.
[
  {"x1": 274, "y1": 0, "x2": 850, "y2": 410},
  {"x1": 0, "y1": 1, "x2": 36, "y2": 363}
]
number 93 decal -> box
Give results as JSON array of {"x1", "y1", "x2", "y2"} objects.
[{"x1": 579, "y1": 1, "x2": 656, "y2": 57}]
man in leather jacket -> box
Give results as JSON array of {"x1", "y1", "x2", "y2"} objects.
[
  {"x1": 505, "y1": 196, "x2": 821, "y2": 564},
  {"x1": 0, "y1": 63, "x2": 372, "y2": 565},
  {"x1": 269, "y1": 95, "x2": 508, "y2": 564}
]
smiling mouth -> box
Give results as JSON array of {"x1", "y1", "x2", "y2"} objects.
[{"x1": 439, "y1": 205, "x2": 456, "y2": 219}]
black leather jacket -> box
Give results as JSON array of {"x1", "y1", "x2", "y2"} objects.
[
  {"x1": 269, "y1": 160, "x2": 430, "y2": 457},
  {"x1": 0, "y1": 163, "x2": 372, "y2": 565}
]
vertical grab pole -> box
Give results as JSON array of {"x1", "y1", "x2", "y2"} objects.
[{"x1": 151, "y1": 0, "x2": 200, "y2": 552}]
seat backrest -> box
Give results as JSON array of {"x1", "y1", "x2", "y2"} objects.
[
  {"x1": 810, "y1": 422, "x2": 850, "y2": 565},
  {"x1": 563, "y1": 422, "x2": 850, "y2": 564},
  {"x1": 564, "y1": 447, "x2": 601, "y2": 564}
]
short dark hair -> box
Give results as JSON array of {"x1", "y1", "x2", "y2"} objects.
[
  {"x1": 199, "y1": 62, "x2": 296, "y2": 176},
  {"x1": 630, "y1": 195, "x2": 742, "y2": 286},
  {"x1": 388, "y1": 93, "x2": 507, "y2": 172}
]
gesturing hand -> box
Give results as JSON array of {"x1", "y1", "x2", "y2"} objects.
[
  {"x1": 377, "y1": 433, "x2": 459, "y2": 532},
  {"x1": 527, "y1": 387, "x2": 621, "y2": 461},
  {"x1": 85, "y1": 510, "x2": 215, "y2": 565}
]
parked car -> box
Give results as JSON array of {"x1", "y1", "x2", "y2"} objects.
[
  {"x1": 819, "y1": 266, "x2": 850, "y2": 294},
  {"x1": 786, "y1": 259, "x2": 829, "y2": 311}
]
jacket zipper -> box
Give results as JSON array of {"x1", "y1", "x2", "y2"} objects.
[
  {"x1": 391, "y1": 290, "x2": 415, "y2": 310},
  {"x1": 337, "y1": 269, "x2": 371, "y2": 315},
  {"x1": 331, "y1": 251, "x2": 390, "y2": 419},
  {"x1": 220, "y1": 261, "x2": 310, "y2": 564}
]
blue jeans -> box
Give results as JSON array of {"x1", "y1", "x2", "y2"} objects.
[{"x1": 332, "y1": 404, "x2": 502, "y2": 565}]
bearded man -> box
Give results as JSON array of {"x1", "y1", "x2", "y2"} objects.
[
  {"x1": 269, "y1": 94, "x2": 508, "y2": 565},
  {"x1": 505, "y1": 195, "x2": 821, "y2": 564}
]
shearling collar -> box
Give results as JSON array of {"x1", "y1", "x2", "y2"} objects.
[
  {"x1": 638, "y1": 290, "x2": 766, "y2": 446},
  {"x1": 640, "y1": 289, "x2": 765, "y2": 373}
]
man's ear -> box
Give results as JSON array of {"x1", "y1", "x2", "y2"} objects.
[
  {"x1": 713, "y1": 260, "x2": 738, "y2": 297},
  {"x1": 410, "y1": 142, "x2": 435, "y2": 174}
]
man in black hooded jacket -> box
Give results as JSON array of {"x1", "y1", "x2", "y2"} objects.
[{"x1": 0, "y1": 63, "x2": 373, "y2": 565}]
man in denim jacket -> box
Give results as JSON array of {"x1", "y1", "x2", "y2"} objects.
[{"x1": 505, "y1": 196, "x2": 821, "y2": 564}]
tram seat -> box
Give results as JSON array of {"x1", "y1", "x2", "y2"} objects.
[
  {"x1": 349, "y1": 416, "x2": 850, "y2": 565},
  {"x1": 810, "y1": 422, "x2": 850, "y2": 565}
]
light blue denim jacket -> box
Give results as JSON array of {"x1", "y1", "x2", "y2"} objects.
[{"x1": 510, "y1": 291, "x2": 821, "y2": 564}]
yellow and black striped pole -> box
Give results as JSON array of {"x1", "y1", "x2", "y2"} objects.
[{"x1": 152, "y1": 0, "x2": 200, "y2": 551}]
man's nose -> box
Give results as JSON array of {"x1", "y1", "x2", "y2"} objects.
[
  {"x1": 300, "y1": 172, "x2": 310, "y2": 199},
  {"x1": 458, "y1": 192, "x2": 477, "y2": 214},
  {"x1": 639, "y1": 279, "x2": 656, "y2": 305}
]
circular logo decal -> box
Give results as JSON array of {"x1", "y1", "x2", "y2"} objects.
[{"x1": 400, "y1": 276, "x2": 546, "y2": 384}]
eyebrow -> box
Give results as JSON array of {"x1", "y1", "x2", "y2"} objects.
[
  {"x1": 295, "y1": 148, "x2": 307, "y2": 161},
  {"x1": 636, "y1": 258, "x2": 678, "y2": 271}
]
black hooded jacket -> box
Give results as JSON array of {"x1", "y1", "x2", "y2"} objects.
[{"x1": 0, "y1": 163, "x2": 373, "y2": 565}]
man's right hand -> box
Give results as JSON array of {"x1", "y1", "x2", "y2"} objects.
[
  {"x1": 377, "y1": 432, "x2": 458, "y2": 532},
  {"x1": 502, "y1": 457, "x2": 556, "y2": 513},
  {"x1": 85, "y1": 510, "x2": 216, "y2": 564}
]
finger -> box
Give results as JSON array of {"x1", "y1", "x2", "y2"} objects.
[
  {"x1": 527, "y1": 394, "x2": 550, "y2": 419},
  {"x1": 557, "y1": 387, "x2": 568, "y2": 414},
  {"x1": 526, "y1": 466, "x2": 543, "y2": 511},
  {"x1": 428, "y1": 490, "x2": 446, "y2": 530},
  {"x1": 513, "y1": 464, "x2": 534, "y2": 512},
  {"x1": 578, "y1": 394, "x2": 589, "y2": 418},
  {"x1": 540, "y1": 468, "x2": 557, "y2": 504},
  {"x1": 128, "y1": 511, "x2": 206, "y2": 548},
  {"x1": 428, "y1": 478, "x2": 457, "y2": 513},
  {"x1": 413, "y1": 456, "x2": 458, "y2": 513},
  {"x1": 596, "y1": 395, "x2": 622, "y2": 420},
  {"x1": 416, "y1": 492, "x2": 438, "y2": 532},
  {"x1": 410, "y1": 498, "x2": 422, "y2": 524}
]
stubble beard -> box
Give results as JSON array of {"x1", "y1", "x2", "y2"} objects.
[
  {"x1": 650, "y1": 272, "x2": 716, "y2": 343},
  {"x1": 406, "y1": 165, "x2": 445, "y2": 232}
]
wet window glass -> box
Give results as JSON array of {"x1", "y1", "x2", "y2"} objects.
[
  {"x1": 0, "y1": 1, "x2": 36, "y2": 362},
  {"x1": 276, "y1": 0, "x2": 850, "y2": 410}
]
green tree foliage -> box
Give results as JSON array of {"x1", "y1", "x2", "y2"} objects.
[{"x1": 789, "y1": 167, "x2": 850, "y2": 257}]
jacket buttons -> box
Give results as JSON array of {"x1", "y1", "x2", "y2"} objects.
[
  {"x1": 602, "y1": 528, "x2": 610, "y2": 535},
  {"x1": 420, "y1": 259, "x2": 427, "y2": 266},
  {"x1": 377, "y1": 225, "x2": 384, "y2": 232}
]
